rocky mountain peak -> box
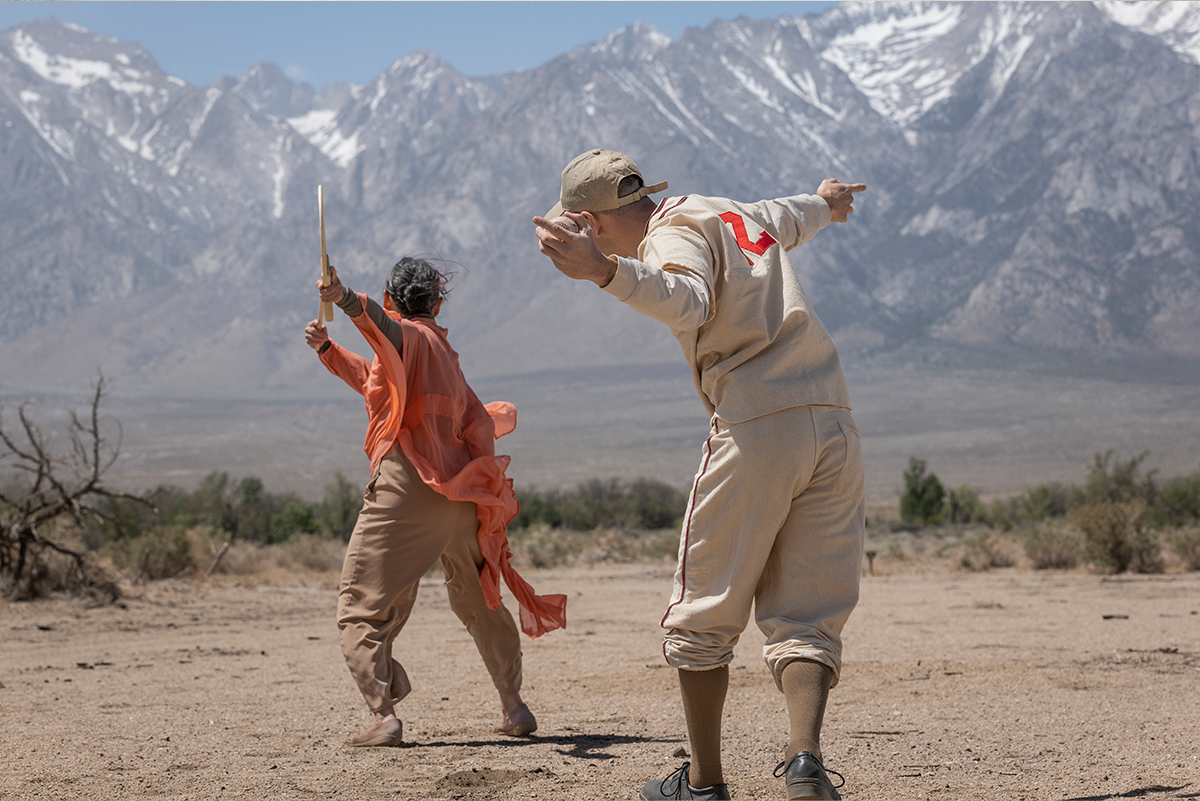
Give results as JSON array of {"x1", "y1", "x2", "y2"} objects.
[{"x1": 1, "y1": 6, "x2": 1197, "y2": 400}]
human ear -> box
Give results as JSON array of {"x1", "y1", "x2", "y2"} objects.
[{"x1": 581, "y1": 210, "x2": 602, "y2": 237}]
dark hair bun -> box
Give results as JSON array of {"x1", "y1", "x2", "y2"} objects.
[{"x1": 385, "y1": 257, "x2": 450, "y2": 317}]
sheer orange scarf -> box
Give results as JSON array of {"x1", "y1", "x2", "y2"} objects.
[{"x1": 320, "y1": 293, "x2": 567, "y2": 638}]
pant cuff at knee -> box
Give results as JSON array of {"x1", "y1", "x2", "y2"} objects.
[
  {"x1": 663, "y1": 629, "x2": 738, "y2": 671},
  {"x1": 765, "y1": 646, "x2": 841, "y2": 692}
]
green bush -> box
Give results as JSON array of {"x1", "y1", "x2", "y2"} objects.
[
  {"x1": 269, "y1": 501, "x2": 319, "y2": 543},
  {"x1": 1020, "y1": 483, "x2": 1071, "y2": 521},
  {"x1": 1166, "y1": 527, "x2": 1200, "y2": 571},
  {"x1": 512, "y1": 478, "x2": 687, "y2": 532},
  {"x1": 1021, "y1": 524, "x2": 1081, "y2": 569},
  {"x1": 900, "y1": 457, "x2": 945, "y2": 525},
  {"x1": 1150, "y1": 470, "x2": 1200, "y2": 528},
  {"x1": 1075, "y1": 500, "x2": 1162, "y2": 574},
  {"x1": 320, "y1": 472, "x2": 363, "y2": 540},
  {"x1": 1081, "y1": 450, "x2": 1157, "y2": 507},
  {"x1": 947, "y1": 485, "x2": 986, "y2": 524}
]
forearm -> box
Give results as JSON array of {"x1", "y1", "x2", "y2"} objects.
[
  {"x1": 338, "y1": 286, "x2": 404, "y2": 354},
  {"x1": 335, "y1": 285, "x2": 364, "y2": 317},
  {"x1": 762, "y1": 194, "x2": 832, "y2": 250},
  {"x1": 602, "y1": 257, "x2": 711, "y2": 332},
  {"x1": 360, "y1": 294, "x2": 404, "y2": 354}
]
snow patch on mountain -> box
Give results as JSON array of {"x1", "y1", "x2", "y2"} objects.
[
  {"x1": 11, "y1": 28, "x2": 156, "y2": 94},
  {"x1": 820, "y1": 3, "x2": 964, "y2": 126},
  {"x1": 286, "y1": 108, "x2": 363, "y2": 168},
  {"x1": 1098, "y1": 0, "x2": 1200, "y2": 64}
]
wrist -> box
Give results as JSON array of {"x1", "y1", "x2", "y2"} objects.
[{"x1": 596, "y1": 255, "x2": 619, "y2": 288}]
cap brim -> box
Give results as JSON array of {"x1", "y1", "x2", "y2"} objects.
[{"x1": 545, "y1": 201, "x2": 564, "y2": 219}]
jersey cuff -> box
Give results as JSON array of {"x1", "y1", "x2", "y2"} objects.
[{"x1": 602, "y1": 256, "x2": 640, "y2": 302}]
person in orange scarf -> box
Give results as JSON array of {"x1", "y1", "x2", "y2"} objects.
[{"x1": 304, "y1": 256, "x2": 566, "y2": 747}]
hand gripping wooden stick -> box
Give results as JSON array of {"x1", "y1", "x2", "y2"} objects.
[{"x1": 318, "y1": 185, "x2": 333, "y2": 324}]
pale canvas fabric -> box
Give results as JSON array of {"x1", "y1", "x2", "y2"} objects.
[
  {"x1": 337, "y1": 444, "x2": 523, "y2": 712},
  {"x1": 660, "y1": 405, "x2": 865, "y2": 690},
  {"x1": 605, "y1": 193, "x2": 851, "y2": 424}
]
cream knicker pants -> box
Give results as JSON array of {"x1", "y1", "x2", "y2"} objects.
[{"x1": 662, "y1": 405, "x2": 866, "y2": 690}]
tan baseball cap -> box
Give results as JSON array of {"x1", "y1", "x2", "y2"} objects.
[{"x1": 546, "y1": 149, "x2": 668, "y2": 218}]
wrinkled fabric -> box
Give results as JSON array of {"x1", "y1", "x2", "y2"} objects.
[{"x1": 319, "y1": 294, "x2": 566, "y2": 638}]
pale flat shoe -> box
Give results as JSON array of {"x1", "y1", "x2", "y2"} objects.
[
  {"x1": 494, "y1": 703, "x2": 537, "y2": 737},
  {"x1": 348, "y1": 718, "x2": 403, "y2": 747}
]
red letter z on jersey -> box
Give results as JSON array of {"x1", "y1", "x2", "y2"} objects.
[{"x1": 719, "y1": 212, "x2": 777, "y2": 266}]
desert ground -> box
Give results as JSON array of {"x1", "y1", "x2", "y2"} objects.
[{"x1": 2, "y1": 561, "x2": 1198, "y2": 801}]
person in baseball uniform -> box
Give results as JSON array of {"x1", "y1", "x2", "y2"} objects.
[
  {"x1": 533, "y1": 149, "x2": 866, "y2": 800},
  {"x1": 305, "y1": 257, "x2": 567, "y2": 748}
]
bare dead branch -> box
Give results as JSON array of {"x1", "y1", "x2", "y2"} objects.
[{"x1": 1, "y1": 375, "x2": 148, "y2": 601}]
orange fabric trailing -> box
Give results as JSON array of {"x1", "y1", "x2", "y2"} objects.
[{"x1": 319, "y1": 293, "x2": 567, "y2": 638}]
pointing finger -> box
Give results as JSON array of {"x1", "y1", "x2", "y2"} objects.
[{"x1": 848, "y1": 183, "x2": 867, "y2": 193}]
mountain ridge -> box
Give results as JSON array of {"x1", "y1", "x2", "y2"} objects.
[{"x1": 2, "y1": 1, "x2": 1198, "y2": 401}]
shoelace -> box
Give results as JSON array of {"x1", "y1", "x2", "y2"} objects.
[
  {"x1": 772, "y1": 753, "x2": 846, "y2": 789},
  {"x1": 659, "y1": 761, "x2": 691, "y2": 797}
]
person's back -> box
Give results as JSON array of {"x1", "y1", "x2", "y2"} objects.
[
  {"x1": 634, "y1": 193, "x2": 851, "y2": 422},
  {"x1": 394, "y1": 316, "x2": 496, "y2": 481}
]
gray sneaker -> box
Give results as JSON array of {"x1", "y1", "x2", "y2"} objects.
[
  {"x1": 639, "y1": 762, "x2": 731, "y2": 800},
  {"x1": 773, "y1": 751, "x2": 844, "y2": 800}
]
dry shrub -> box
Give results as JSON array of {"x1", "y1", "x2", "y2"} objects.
[
  {"x1": 1021, "y1": 523, "x2": 1082, "y2": 569},
  {"x1": 959, "y1": 531, "x2": 1019, "y2": 572},
  {"x1": 275, "y1": 534, "x2": 345, "y2": 572},
  {"x1": 508, "y1": 525, "x2": 679, "y2": 569},
  {"x1": 14, "y1": 534, "x2": 120, "y2": 601},
  {"x1": 509, "y1": 524, "x2": 581, "y2": 568},
  {"x1": 211, "y1": 540, "x2": 272, "y2": 575},
  {"x1": 104, "y1": 526, "x2": 193, "y2": 580},
  {"x1": 1166, "y1": 527, "x2": 1200, "y2": 571},
  {"x1": 1075, "y1": 500, "x2": 1162, "y2": 574}
]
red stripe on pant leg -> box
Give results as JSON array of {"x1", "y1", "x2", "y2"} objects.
[{"x1": 661, "y1": 418, "x2": 719, "y2": 630}]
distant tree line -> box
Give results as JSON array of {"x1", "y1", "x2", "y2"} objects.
[
  {"x1": 513, "y1": 478, "x2": 689, "y2": 532},
  {"x1": 899, "y1": 451, "x2": 1200, "y2": 573},
  {"x1": 89, "y1": 470, "x2": 365, "y2": 550}
]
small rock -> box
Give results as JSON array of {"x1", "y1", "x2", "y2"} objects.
[{"x1": 673, "y1": 747, "x2": 690, "y2": 758}]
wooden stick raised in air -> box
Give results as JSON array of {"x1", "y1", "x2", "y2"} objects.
[{"x1": 319, "y1": 185, "x2": 333, "y2": 324}]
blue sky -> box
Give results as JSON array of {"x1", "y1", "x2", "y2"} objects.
[{"x1": 0, "y1": 2, "x2": 838, "y2": 87}]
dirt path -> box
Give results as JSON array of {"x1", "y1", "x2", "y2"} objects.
[{"x1": 2, "y1": 564, "x2": 1198, "y2": 800}]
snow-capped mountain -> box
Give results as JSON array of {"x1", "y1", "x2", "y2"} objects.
[{"x1": 1, "y1": 2, "x2": 1197, "y2": 400}]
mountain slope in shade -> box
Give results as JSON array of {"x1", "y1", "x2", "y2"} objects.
[{"x1": 1, "y1": 2, "x2": 1198, "y2": 401}]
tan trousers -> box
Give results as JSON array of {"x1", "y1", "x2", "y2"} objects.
[
  {"x1": 662, "y1": 405, "x2": 865, "y2": 689},
  {"x1": 337, "y1": 444, "x2": 523, "y2": 713}
]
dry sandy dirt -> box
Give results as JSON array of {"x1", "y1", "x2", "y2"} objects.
[{"x1": 2, "y1": 563, "x2": 1199, "y2": 801}]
